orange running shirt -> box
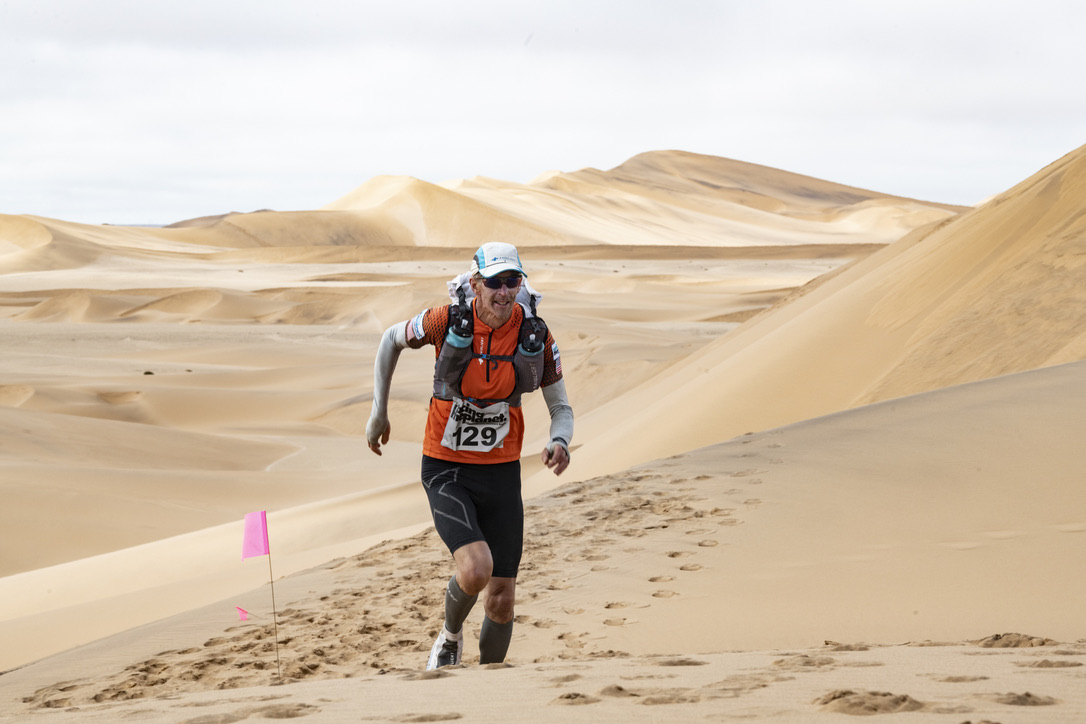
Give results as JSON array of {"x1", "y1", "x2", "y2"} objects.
[{"x1": 409, "y1": 300, "x2": 562, "y2": 465}]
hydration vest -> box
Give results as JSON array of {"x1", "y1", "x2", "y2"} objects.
[{"x1": 433, "y1": 286, "x2": 548, "y2": 407}]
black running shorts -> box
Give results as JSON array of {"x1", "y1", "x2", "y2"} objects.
[{"x1": 420, "y1": 455, "x2": 524, "y2": 578}]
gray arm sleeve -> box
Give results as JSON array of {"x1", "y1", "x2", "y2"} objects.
[
  {"x1": 366, "y1": 321, "x2": 409, "y2": 446},
  {"x1": 542, "y1": 378, "x2": 574, "y2": 454}
]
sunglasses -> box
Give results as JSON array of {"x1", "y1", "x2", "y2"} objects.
[{"x1": 482, "y1": 275, "x2": 523, "y2": 290}]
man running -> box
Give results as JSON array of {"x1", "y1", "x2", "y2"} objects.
[{"x1": 366, "y1": 242, "x2": 574, "y2": 668}]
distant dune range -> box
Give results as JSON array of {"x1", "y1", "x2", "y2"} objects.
[{"x1": 1, "y1": 148, "x2": 1085, "y2": 722}]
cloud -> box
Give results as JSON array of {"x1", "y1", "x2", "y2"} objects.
[{"x1": 2, "y1": 0, "x2": 1085, "y2": 223}]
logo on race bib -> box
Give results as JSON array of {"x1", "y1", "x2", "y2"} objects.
[{"x1": 451, "y1": 404, "x2": 508, "y2": 427}]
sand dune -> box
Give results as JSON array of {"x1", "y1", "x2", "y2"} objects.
[
  {"x1": 442, "y1": 151, "x2": 964, "y2": 248},
  {"x1": 324, "y1": 176, "x2": 571, "y2": 248},
  {"x1": 564, "y1": 144, "x2": 1086, "y2": 479},
  {"x1": 1, "y1": 147, "x2": 1085, "y2": 721}
]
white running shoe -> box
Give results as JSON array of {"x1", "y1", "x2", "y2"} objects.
[{"x1": 426, "y1": 626, "x2": 463, "y2": 670}]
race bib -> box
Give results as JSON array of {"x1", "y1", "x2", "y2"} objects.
[{"x1": 441, "y1": 399, "x2": 510, "y2": 452}]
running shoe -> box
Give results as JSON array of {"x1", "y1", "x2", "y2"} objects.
[{"x1": 426, "y1": 626, "x2": 463, "y2": 670}]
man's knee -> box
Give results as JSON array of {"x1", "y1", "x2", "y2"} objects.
[
  {"x1": 457, "y1": 565, "x2": 491, "y2": 595},
  {"x1": 454, "y1": 543, "x2": 493, "y2": 595},
  {"x1": 485, "y1": 582, "x2": 516, "y2": 623}
]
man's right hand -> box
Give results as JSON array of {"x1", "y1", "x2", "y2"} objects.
[{"x1": 366, "y1": 416, "x2": 391, "y2": 456}]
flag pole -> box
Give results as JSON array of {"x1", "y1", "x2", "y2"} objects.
[
  {"x1": 266, "y1": 550, "x2": 282, "y2": 681},
  {"x1": 243, "y1": 510, "x2": 283, "y2": 683}
]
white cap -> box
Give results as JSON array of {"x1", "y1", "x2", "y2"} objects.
[{"x1": 471, "y1": 242, "x2": 526, "y2": 278}]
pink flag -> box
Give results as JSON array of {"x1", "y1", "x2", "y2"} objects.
[
  {"x1": 242, "y1": 511, "x2": 270, "y2": 560},
  {"x1": 236, "y1": 606, "x2": 249, "y2": 621}
]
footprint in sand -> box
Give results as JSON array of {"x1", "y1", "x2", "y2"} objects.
[
  {"x1": 679, "y1": 563, "x2": 702, "y2": 572},
  {"x1": 401, "y1": 669, "x2": 453, "y2": 681},
  {"x1": 935, "y1": 675, "x2": 989, "y2": 683},
  {"x1": 649, "y1": 575, "x2": 674, "y2": 583},
  {"x1": 652, "y1": 590, "x2": 678, "y2": 598},
  {"x1": 1016, "y1": 659, "x2": 1083, "y2": 668},
  {"x1": 393, "y1": 712, "x2": 465, "y2": 722},
  {"x1": 657, "y1": 657, "x2": 709, "y2": 667},
  {"x1": 773, "y1": 654, "x2": 836, "y2": 670},
  {"x1": 557, "y1": 632, "x2": 587, "y2": 650},
  {"x1": 816, "y1": 690, "x2": 924, "y2": 714},
  {"x1": 993, "y1": 692, "x2": 1058, "y2": 706},
  {"x1": 697, "y1": 540, "x2": 718, "y2": 547},
  {"x1": 550, "y1": 692, "x2": 600, "y2": 706},
  {"x1": 551, "y1": 674, "x2": 582, "y2": 685},
  {"x1": 516, "y1": 615, "x2": 557, "y2": 629},
  {"x1": 665, "y1": 551, "x2": 691, "y2": 559},
  {"x1": 180, "y1": 703, "x2": 321, "y2": 721}
]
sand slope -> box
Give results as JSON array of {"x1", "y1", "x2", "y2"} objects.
[
  {"x1": 2, "y1": 360, "x2": 1084, "y2": 721},
  {"x1": 1, "y1": 150, "x2": 955, "y2": 672},
  {"x1": 2, "y1": 146, "x2": 1085, "y2": 722},
  {"x1": 565, "y1": 143, "x2": 1086, "y2": 479}
]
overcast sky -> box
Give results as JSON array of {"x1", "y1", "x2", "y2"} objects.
[{"x1": 2, "y1": 0, "x2": 1085, "y2": 225}]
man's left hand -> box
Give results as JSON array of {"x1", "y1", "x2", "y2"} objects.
[{"x1": 542, "y1": 442, "x2": 570, "y2": 475}]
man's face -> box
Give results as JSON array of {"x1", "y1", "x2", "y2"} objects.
[{"x1": 471, "y1": 272, "x2": 523, "y2": 327}]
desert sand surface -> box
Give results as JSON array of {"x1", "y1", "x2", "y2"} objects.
[{"x1": 2, "y1": 149, "x2": 1085, "y2": 722}]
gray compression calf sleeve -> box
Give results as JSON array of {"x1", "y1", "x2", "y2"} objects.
[
  {"x1": 444, "y1": 575, "x2": 478, "y2": 635},
  {"x1": 478, "y1": 615, "x2": 514, "y2": 664}
]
